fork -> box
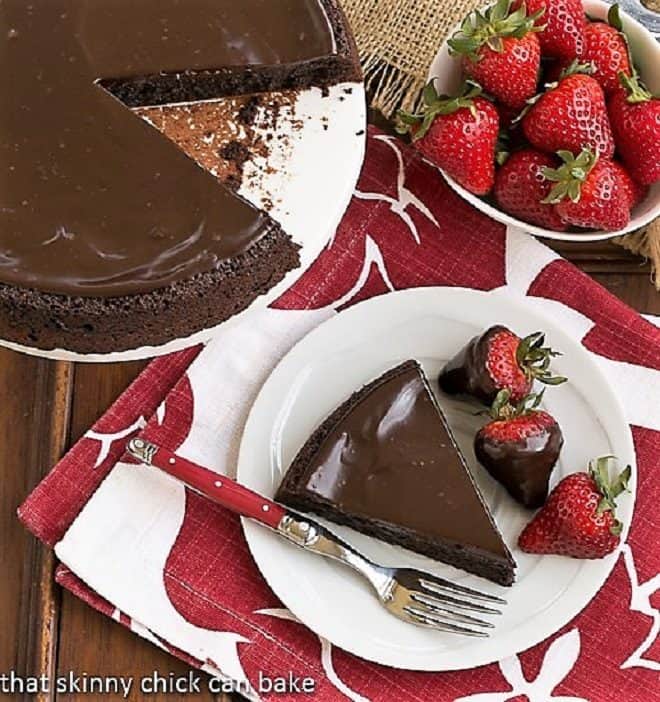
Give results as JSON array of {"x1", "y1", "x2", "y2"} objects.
[{"x1": 127, "y1": 437, "x2": 506, "y2": 637}]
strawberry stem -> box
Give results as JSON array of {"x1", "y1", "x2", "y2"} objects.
[
  {"x1": 488, "y1": 388, "x2": 545, "y2": 420},
  {"x1": 557, "y1": 59, "x2": 595, "y2": 81},
  {"x1": 619, "y1": 71, "x2": 654, "y2": 104},
  {"x1": 396, "y1": 80, "x2": 483, "y2": 141},
  {"x1": 516, "y1": 331, "x2": 568, "y2": 385},
  {"x1": 541, "y1": 149, "x2": 598, "y2": 205},
  {"x1": 448, "y1": 0, "x2": 544, "y2": 62},
  {"x1": 489, "y1": 388, "x2": 512, "y2": 419},
  {"x1": 607, "y1": 3, "x2": 624, "y2": 32},
  {"x1": 589, "y1": 456, "x2": 631, "y2": 536}
]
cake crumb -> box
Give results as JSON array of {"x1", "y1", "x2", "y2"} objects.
[
  {"x1": 136, "y1": 89, "x2": 310, "y2": 205},
  {"x1": 238, "y1": 96, "x2": 262, "y2": 126},
  {"x1": 220, "y1": 140, "x2": 250, "y2": 170}
]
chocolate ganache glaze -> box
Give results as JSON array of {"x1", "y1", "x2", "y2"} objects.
[
  {"x1": 438, "y1": 325, "x2": 505, "y2": 404},
  {"x1": 0, "y1": 0, "x2": 337, "y2": 296},
  {"x1": 475, "y1": 421, "x2": 564, "y2": 509},
  {"x1": 277, "y1": 360, "x2": 516, "y2": 586}
]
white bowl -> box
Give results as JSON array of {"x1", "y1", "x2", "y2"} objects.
[{"x1": 428, "y1": 0, "x2": 660, "y2": 241}]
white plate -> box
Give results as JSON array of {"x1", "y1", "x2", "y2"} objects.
[
  {"x1": 2, "y1": 83, "x2": 366, "y2": 362},
  {"x1": 427, "y1": 0, "x2": 660, "y2": 242},
  {"x1": 237, "y1": 288, "x2": 636, "y2": 671}
]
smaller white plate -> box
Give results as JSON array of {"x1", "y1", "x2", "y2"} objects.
[{"x1": 237, "y1": 288, "x2": 636, "y2": 671}]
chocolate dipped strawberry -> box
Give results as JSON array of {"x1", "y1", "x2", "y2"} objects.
[
  {"x1": 439, "y1": 325, "x2": 566, "y2": 405},
  {"x1": 475, "y1": 390, "x2": 563, "y2": 508}
]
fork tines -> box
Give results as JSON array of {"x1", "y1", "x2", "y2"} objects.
[
  {"x1": 403, "y1": 606, "x2": 492, "y2": 638},
  {"x1": 394, "y1": 567, "x2": 507, "y2": 637},
  {"x1": 417, "y1": 572, "x2": 507, "y2": 605}
]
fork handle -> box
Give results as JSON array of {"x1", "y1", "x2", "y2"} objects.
[
  {"x1": 127, "y1": 438, "x2": 286, "y2": 529},
  {"x1": 126, "y1": 438, "x2": 381, "y2": 588}
]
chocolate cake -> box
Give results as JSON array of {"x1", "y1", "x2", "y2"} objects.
[
  {"x1": 0, "y1": 0, "x2": 361, "y2": 353},
  {"x1": 276, "y1": 361, "x2": 517, "y2": 586}
]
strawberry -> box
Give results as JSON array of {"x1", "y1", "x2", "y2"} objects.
[
  {"x1": 519, "y1": 456, "x2": 631, "y2": 558},
  {"x1": 542, "y1": 148, "x2": 631, "y2": 230},
  {"x1": 475, "y1": 390, "x2": 564, "y2": 508},
  {"x1": 522, "y1": 66, "x2": 615, "y2": 158},
  {"x1": 608, "y1": 73, "x2": 660, "y2": 186},
  {"x1": 397, "y1": 81, "x2": 499, "y2": 195},
  {"x1": 448, "y1": 0, "x2": 543, "y2": 111},
  {"x1": 513, "y1": 0, "x2": 586, "y2": 61},
  {"x1": 610, "y1": 160, "x2": 648, "y2": 209},
  {"x1": 494, "y1": 149, "x2": 568, "y2": 230},
  {"x1": 439, "y1": 325, "x2": 566, "y2": 405},
  {"x1": 582, "y1": 6, "x2": 632, "y2": 96}
]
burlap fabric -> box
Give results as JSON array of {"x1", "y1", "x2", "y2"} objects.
[{"x1": 342, "y1": 0, "x2": 660, "y2": 287}]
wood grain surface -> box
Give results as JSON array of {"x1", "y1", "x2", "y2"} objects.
[{"x1": 0, "y1": 265, "x2": 657, "y2": 701}]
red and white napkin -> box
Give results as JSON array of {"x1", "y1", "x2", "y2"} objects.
[{"x1": 20, "y1": 127, "x2": 660, "y2": 702}]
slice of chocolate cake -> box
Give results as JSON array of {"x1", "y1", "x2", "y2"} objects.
[
  {"x1": 276, "y1": 361, "x2": 516, "y2": 586},
  {"x1": 0, "y1": 0, "x2": 361, "y2": 353}
]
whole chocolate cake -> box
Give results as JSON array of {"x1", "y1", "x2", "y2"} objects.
[
  {"x1": 0, "y1": 0, "x2": 361, "y2": 353},
  {"x1": 276, "y1": 360, "x2": 516, "y2": 586}
]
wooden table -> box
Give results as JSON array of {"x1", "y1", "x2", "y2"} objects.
[{"x1": 1, "y1": 239, "x2": 657, "y2": 701}]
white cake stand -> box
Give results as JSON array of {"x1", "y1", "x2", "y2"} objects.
[{"x1": 1, "y1": 83, "x2": 366, "y2": 362}]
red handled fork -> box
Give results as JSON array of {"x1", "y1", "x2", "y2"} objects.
[{"x1": 127, "y1": 437, "x2": 505, "y2": 637}]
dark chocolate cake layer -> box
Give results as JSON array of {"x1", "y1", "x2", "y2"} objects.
[
  {"x1": 0, "y1": 0, "x2": 360, "y2": 353},
  {"x1": 276, "y1": 361, "x2": 516, "y2": 586},
  {"x1": 0, "y1": 227, "x2": 299, "y2": 354},
  {"x1": 103, "y1": 2, "x2": 360, "y2": 107}
]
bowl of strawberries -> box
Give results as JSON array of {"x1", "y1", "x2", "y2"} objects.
[{"x1": 399, "y1": 0, "x2": 660, "y2": 241}]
